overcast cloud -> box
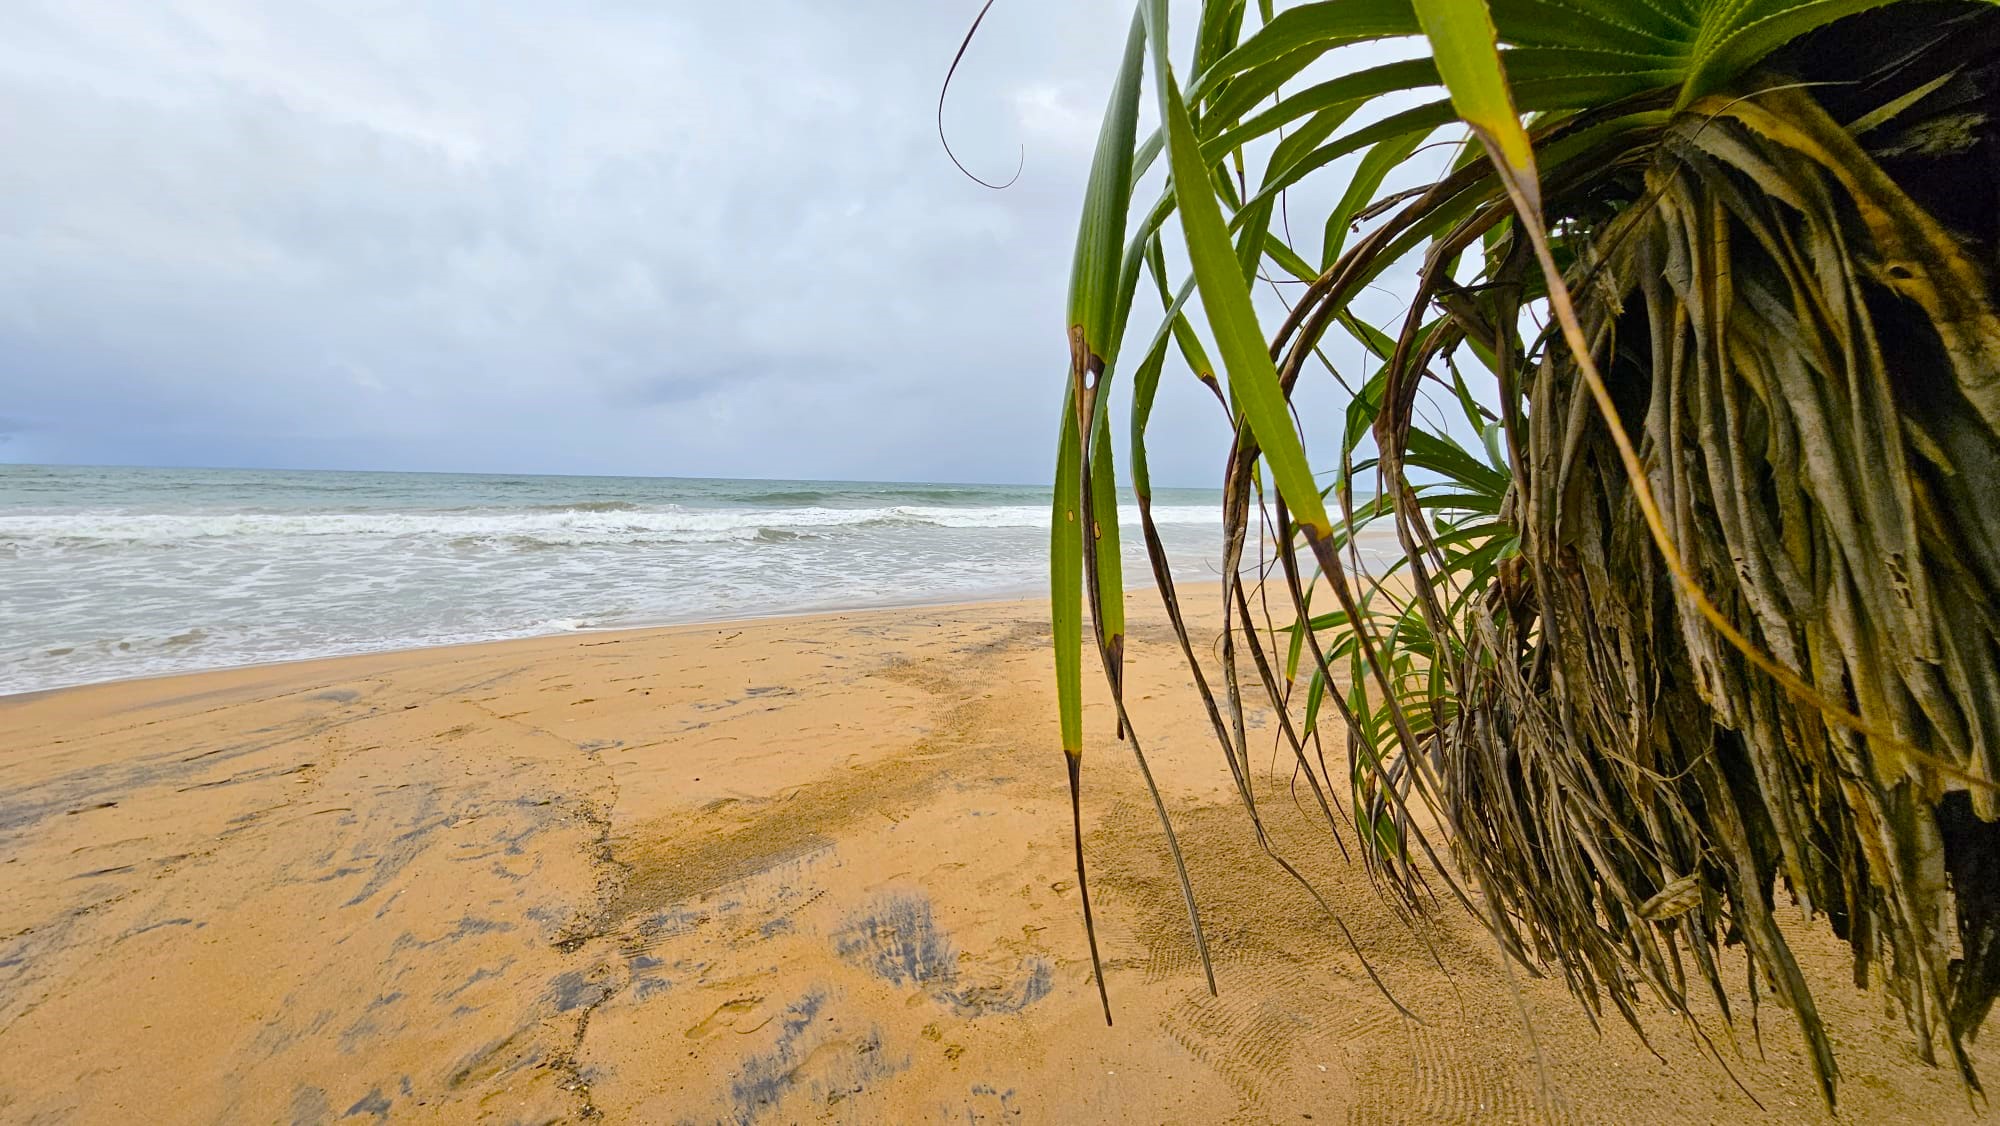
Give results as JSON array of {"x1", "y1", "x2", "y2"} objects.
[{"x1": 0, "y1": 2, "x2": 1447, "y2": 485}]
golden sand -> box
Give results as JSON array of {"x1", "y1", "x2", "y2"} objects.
[{"x1": 0, "y1": 593, "x2": 1988, "y2": 1122}]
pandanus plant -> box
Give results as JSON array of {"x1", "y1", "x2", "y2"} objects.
[{"x1": 1047, "y1": 0, "x2": 2000, "y2": 1103}]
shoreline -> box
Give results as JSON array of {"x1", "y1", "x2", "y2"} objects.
[
  {"x1": 4, "y1": 564, "x2": 1264, "y2": 703},
  {"x1": 0, "y1": 581, "x2": 1069, "y2": 703},
  {"x1": 1, "y1": 461, "x2": 1246, "y2": 703}
]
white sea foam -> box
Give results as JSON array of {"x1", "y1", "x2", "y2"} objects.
[
  {"x1": 1, "y1": 465, "x2": 1287, "y2": 694},
  {"x1": 0, "y1": 503, "x2": 1221, "y2": 549}
]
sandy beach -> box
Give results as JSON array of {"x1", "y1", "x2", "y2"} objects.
[{"x1": 2, "y1": 591, "x2": 1990, "y2": 1123}]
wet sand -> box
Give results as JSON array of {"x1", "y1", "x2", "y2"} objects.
[{"x1": 1, "y1": 592, "x2": 1990, "y2": 1123}]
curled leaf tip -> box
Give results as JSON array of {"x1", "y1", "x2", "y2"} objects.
[{"x1": 938, "y1": 0, "x2": 1024, "y2": 190}]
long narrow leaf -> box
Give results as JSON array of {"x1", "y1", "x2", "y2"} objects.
[{"x1": 1149, "y1": 23, "x2": 1335, "y2": 538}]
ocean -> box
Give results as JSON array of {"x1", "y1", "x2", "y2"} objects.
[{"x1": 0, "y1": 464, "x2": 1280, "y2": 695}]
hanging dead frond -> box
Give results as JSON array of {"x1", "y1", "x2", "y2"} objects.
[{"x1": 1045, "y1": 0, "x2": 2000, "y2": 1105}]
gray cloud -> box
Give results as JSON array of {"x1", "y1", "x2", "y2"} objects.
[
  {"x1": 0, "y1": 2, "x2": 1446, "y2": 485},
  {"x1": 0, "y1": 1, "x2": 1133, "y2": 482}
]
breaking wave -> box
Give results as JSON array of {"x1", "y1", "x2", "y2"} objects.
[{"x1": 0, "y1": 503, "x2": 1220, "y2": 550}]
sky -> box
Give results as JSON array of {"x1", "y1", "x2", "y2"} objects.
[{"x1": 0, "y1": 2, "x2": 1440, "y2": 486}]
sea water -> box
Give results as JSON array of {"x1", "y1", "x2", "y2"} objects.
[{"x1": 2, "y1": 464, "x2": 1397, "y2": 695}]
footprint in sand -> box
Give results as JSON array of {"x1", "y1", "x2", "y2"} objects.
[{"x1": 684, "y1": 995, "x2": 765, "y2": 1039}]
